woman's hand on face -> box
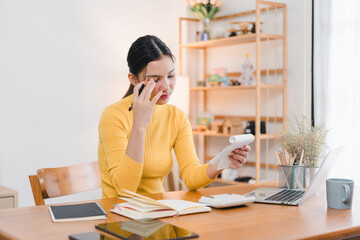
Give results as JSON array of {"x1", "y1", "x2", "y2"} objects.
[
  {"x1": 132, "y1": 79, "x2": 162, "y2": 130},
  {"x1": 228, "y1": 145, "x2": 251, "y2": 168}
]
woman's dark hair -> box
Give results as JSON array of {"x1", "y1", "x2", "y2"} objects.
[{"x1": 123, "y1": 35, "x2": 175, "y2": 98}]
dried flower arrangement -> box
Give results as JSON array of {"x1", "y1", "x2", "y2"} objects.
[{"x1": 280, "y1": 114, "x2": 328, "y2": 167}]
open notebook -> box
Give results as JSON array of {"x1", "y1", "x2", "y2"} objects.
[{"x1": 111, "y1": 189, "x2": 211, "y2": 220}]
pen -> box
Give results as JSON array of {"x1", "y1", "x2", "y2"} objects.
[{"x1": 128, "y1": 79, "x2": 149, "y2": 111}]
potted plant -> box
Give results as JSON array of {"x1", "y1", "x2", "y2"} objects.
[
  {"x1": 279, "y1": 114, "x2": 328, "y2": 187},
  {"x1": 185, "y1": 0, "x2": 222, "y2": 41}
]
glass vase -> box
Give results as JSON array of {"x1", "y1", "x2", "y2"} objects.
[
  {"x1": 200, "y1": 18, "x2": 211, "y2": 41},
  {"x1": 303, "y1": 166, "x2": 319, "y2": 188}
]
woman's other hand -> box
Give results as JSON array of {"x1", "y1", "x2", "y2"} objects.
[
  {"x1": 132, "y1": 79, "x2": 162, "y2": 130},
  {"x1": 228, "y1": 145, "x2": 251, "y2": 168}
]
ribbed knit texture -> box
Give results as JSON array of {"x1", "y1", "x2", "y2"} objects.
[{"x1": 98, "y1": 94, "x2": 213, "y2": 198}]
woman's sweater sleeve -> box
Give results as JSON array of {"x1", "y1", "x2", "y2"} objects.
[
  {"x1": 173, "y1": 111, "x2": 214, "y2": 190},
  {"x1": 98, "y1": 107, "x2": 143, "y2": 193}
]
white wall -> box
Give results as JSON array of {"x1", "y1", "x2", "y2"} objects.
[
  {"x1": 0, "y1": 0, "x2": 311, "y2": 207},
  {"x1": 0, "y1": 0, "x2": 185, "y2": 207}
]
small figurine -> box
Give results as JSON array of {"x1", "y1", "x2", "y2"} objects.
[
  {"x1": 196, "y1": 112, "x2": 215, "y2": 132},
  {"x1": 208, "y1": 67, "x2": 228, "y2": 87},
  {"x1": 239, "y1": 54, "x2": 255, "y2": 86},
  {"x1": 227, "y1": 21, "x2": 262, "y2": 36},
  {"x1": 229, "y1": 79, "x2": 241, "y2": 86}
]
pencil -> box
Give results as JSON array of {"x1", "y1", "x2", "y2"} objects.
[
  {"x1": 299, "y1": 149, "x2": 304, "y2": 166},
  {"x1": 294, "y1": 150, "x2": 304, "y2": 189},
  {"x1": 129, "y1": 78, "x2": 150, "y2": 111},
  {"x1": 277, "y1": 151, "x2": 290, "y2": 188}
]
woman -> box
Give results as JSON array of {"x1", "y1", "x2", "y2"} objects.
[{"x1": 98, "y1": 35, "x2": 250, "y2": 198}]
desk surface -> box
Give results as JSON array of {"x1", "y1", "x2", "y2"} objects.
[{"x1": 0, "y1": 182, "x2": 359, "y2": 240}]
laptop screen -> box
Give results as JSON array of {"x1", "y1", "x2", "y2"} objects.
[{"x1": 299, "y1": 146, "x2": 343, "y2": 204}]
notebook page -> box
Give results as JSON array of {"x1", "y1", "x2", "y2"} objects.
[
  {"x1": 157, "y1": 199, "x2": 207, "y2": 212},
  {"x1": 119, "y1": 202, "x2": 167, "y2": 213}
]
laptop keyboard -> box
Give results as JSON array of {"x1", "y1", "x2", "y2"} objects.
[{"x1": 265, "y1": 189, "x2": 305, "y2": 203}]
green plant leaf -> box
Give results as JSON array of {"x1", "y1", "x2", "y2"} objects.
[
  {"x1": 198, "y1": 5, "x2": 209, "y2": 18},
  {"x1": 190, "y1": 8, "x2": 204, "y2": 19},
  {"x1": 208, "y1": 6, "x2": 219, "y2": 19}
]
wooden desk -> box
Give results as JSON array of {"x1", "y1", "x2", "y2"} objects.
[{"x1": 0, "y1": 182, "x2": 359, "y2": 240}]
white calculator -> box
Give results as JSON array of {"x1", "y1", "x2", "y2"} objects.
[{"x1": 199, "y1": 193, "x2": 256, "y2": 208}]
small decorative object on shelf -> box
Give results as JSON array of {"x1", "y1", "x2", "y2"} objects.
[
  {"x1": 239, "y1": 54, "x2": 255, "y2": 86},
  {"x1": 210, "y1": 119, "x2": 224, "y2": 133},
  {"x1": 197, "y1": 80, "x2": 206, "y2": 86},
  {"x1": 223, "y1": 117, "x2": 246, "y2": 135},
  {"x1": 229, "y1": 79, "x2": 241, "y2": 86},
  {"x1": 227, "y1": 21, "x2": 262, "y2": 36},
  {"x1": 244, "y1": 121, "x2": 266, "y2": 135},
  {"x1": 196, "y1": 111, "x2": 215, "y2": 132},
  {"x1": 208, "y1": 67, "x2": 228, "y2": 86},
  {"x1": 185, "y1": 0, "x2": 222, "y2": 41}
]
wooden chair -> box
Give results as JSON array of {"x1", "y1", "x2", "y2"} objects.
[{"x1": 29, "y1": 161, "x2": 101, "y2": 206}]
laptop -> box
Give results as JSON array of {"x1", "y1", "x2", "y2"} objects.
[{"x1": 245, "y1": 146, "x2": 343, "y2": 206}]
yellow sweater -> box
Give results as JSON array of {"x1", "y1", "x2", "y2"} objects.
[{"x1": 98, "y1": 94, "x2": 213, "y2": 198}]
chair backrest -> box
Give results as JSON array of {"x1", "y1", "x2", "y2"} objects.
[{"x1": 29, "y1": 161, "x2": 101, "y2": 206}]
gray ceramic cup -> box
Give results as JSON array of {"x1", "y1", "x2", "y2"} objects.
[{"x1": 326, "y1": 178, "x2": 354, "y2": 209}]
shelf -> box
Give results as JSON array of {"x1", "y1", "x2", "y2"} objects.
[
  {"x1": 190, "y1": 84, "x2": 284, "y2": 91},
  {"x1": 179, "y1": 2, "x2": 287, "y2": 183},
  {"x1": 193, "y1": 131, "x2": 280, "y2": 139},
  {"x1": 204, "y1": 156, "x2": 279, "y2": 169},
  {"x1": 214, "y1": 115, "x2": 283, "y2": 121},
  {"x1": 205, "y1": 69, "x2": 283, "y2": 78},
  {"x1": 180, "y1": 34, "x2": 283, "y2": 49}
]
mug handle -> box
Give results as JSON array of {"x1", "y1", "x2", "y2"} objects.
[{"x1": 342, "y1": 184, "x2": 350, "y2": 203}]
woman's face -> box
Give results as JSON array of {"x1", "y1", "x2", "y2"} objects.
[{"x1": 138, "y1": 55, "x2": 176, "y2": 105}]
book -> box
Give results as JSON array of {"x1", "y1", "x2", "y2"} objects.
[
  {"x1": 110, "y1": 189, "x2": 211, "y2": 220},
  {"x1": 209, "y1": 134, "x2": 254, "y2": 170},
  {"x1": 48, "y1": 202, "x2": 107, "y2": 222}
]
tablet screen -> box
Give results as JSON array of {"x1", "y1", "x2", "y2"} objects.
[{"x1": 96, "y1": 219, "x2": 199, "y2": 240}]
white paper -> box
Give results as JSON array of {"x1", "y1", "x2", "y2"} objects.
[
  {"x1": 157, "y1": 199, "x2": 206, "y2": 212},
  {"x1": 209, "y1": 134, "x2": 254, "y2": 170}
]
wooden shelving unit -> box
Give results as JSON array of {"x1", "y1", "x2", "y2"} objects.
[{"x1": 179, "y1": 0, "x2": 287, "y2": 182}]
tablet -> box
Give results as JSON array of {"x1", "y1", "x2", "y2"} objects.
[{"x1": 96, "y1": 219, "x2": 199, "y2": 240}]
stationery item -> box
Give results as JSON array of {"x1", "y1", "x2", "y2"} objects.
[
  {"x1": 276, "y1": 150, "x2": 301, "y2": 189},
  {"x1": 245, "y1": 147, "x2": 343, "y2": 206},
  {"x1": 209, "y1": 134, "x2": 254, "y2": 170},
  {"x1": 276, "y1": 149, "x2": 296, "y2": 166},
  {"x1": 199, "y1": 193, "x2": 255, "y2": 208},
  {"x1": 96, "y1": 219, "x2": 199, "y2": 239},
  {"x1": 278, "y1": 165, "x2": 305, "y2": 189},
  {"x1": 111, "y1": 189, "x2": 210, "y2": 220},
  {"x1": 69, "y1": 231, "x2": 116, "y2": 240},
  {"x1": 49, "y1": 202, "x2": 107, "y2": 222},
  {"x1": 326, "y1": 178, "x2": 354, "y2": 209},
  {"x1": 129, "y1": 78, "x2": 150, "y2": 111}
]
